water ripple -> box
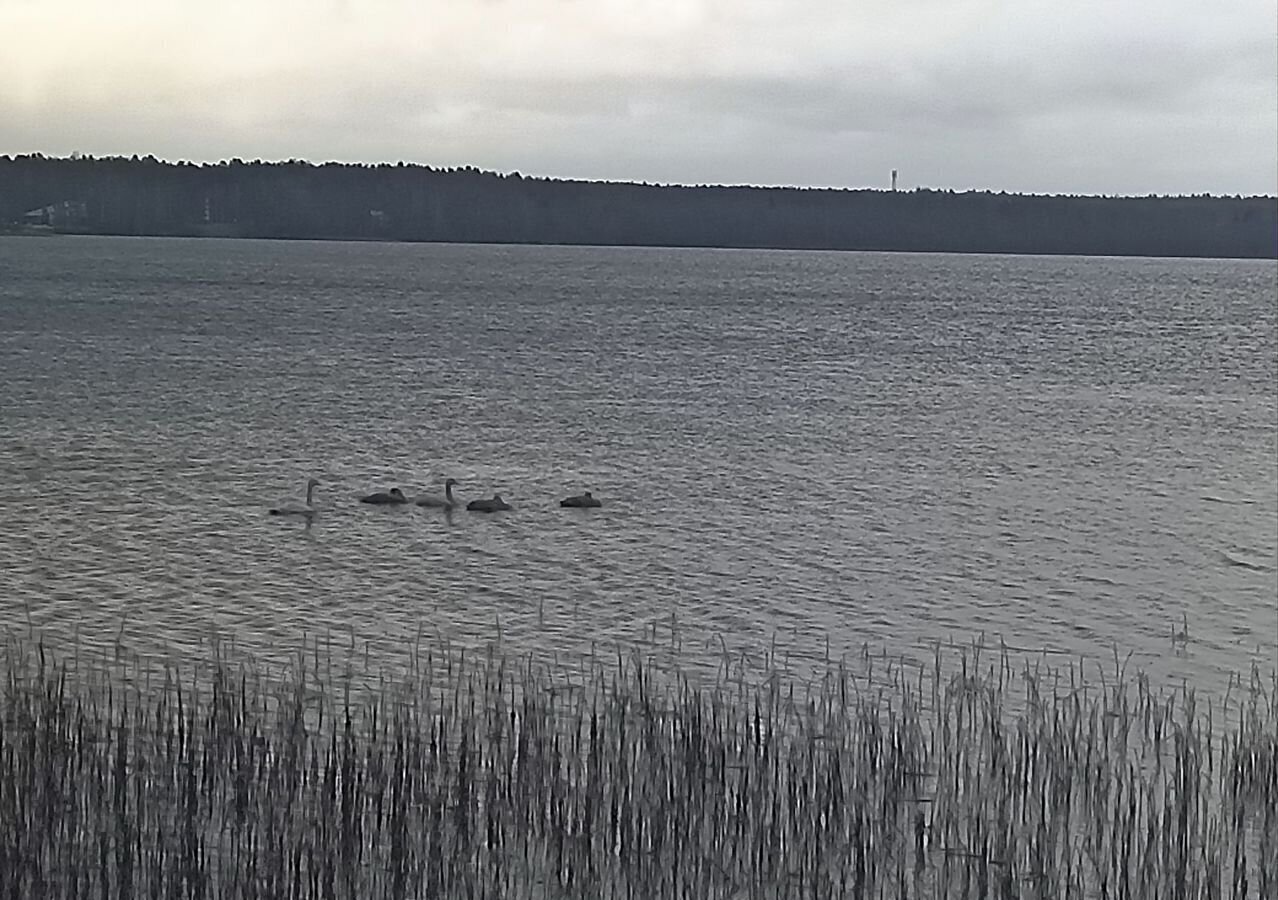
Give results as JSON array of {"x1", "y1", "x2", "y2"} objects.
[{"x1": 0, "y1": 238, "x2": 1274, "y2": 698}]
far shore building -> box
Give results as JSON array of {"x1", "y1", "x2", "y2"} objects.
[{"x1": 22, "y1": 200, "x2": 89, "y2": 228}]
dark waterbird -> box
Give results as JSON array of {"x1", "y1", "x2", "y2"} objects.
[
  {"x1": 560, "y1": 490, "x2": 602, "y2": 508},
  {"x1": 467, "y1": 494, "x2": 511, "y2": 512},
  {"x1": 360, "y1": 487, "x2": 409, "y2": 505}
]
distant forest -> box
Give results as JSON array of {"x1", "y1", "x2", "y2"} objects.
[{"x1": 2, "y1": 154, "x2": 1275, "y2": 259}]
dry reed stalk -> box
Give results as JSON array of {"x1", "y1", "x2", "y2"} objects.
[{"x1": 0, "y1": 632, "x2": 1274, "y2": 898}]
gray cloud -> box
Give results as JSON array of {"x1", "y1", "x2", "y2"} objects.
[{"x1": 0, "y1": 0, "x2": 1272, "y2": 194}]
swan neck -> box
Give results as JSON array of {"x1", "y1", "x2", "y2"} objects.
[{"x1": 306, "y1": 483, "x2": 315, "y2": 506}]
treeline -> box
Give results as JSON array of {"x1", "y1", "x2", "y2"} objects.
[{"x1": 1, "y1": 154, "x2": 1275, "y2": 258}]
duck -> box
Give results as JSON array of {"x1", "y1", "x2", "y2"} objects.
[
  {"x1": 466, "y1": 494, "x2": 512, "y2": 512},
  {"x1": 270, "y1": 478, "x2": 321, "y2": 517},
  {"x1": 560, "y1": 491, "x2": 602, "y2": 508},
  {"x1": 416, "y1": 478, "x2": 460, "y2": 510},
  {"x1": 360, "y1": 487, "x2": 409, "y2": 505}
]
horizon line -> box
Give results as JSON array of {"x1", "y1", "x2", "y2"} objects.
[{"x1": 5, "y1": 152, "x2": 1275, "y2": 202}]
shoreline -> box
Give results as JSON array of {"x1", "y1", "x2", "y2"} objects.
[{"x1": 3, "y1": 228, "x2": 1276, "y2": 262}]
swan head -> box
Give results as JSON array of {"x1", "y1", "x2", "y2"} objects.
[
  {"x1": 390, "y1": 488, "x2": 406, "y2": 499},
  {"x1": 582, "y1": 491, "x2": 593, "y2": 498},
  {"x1": 307, "y1": 478, "x2": 321, "y2": 488},
  {"x1": 492, "y1": 494, "x2": 503, "y2": 502},
  {"x1": 445, "y1": 478, "x2": 459, "y2": 487}
]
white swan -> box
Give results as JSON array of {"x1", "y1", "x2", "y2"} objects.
[
  {"x1": 466, "y1": 493, "x2": 511, "y2": 512},
  {"x1": 361, "y1": 487, "x2": 409, "y2": 505},
  {"x1": 416, "y1": 478, "x2": 460, "y2": 510},
  {"x1": 270, "y1": 478, "x2": 320, "y2": 517},
  {"x1": 560, "y1": 490, "x2": 602, "y2": 508}
]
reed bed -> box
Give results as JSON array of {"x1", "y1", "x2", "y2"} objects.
[{"x1": 1, "y1": 632, "x2": 1274, "y2": 899}]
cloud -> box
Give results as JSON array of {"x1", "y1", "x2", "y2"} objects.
[{"x1": 0, "y1": 0, "x2": 1273, "y2": 194}]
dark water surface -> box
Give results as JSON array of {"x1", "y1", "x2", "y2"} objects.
[{"x1": 1, "y1": 236, "x2": 1274, "y2": 693}]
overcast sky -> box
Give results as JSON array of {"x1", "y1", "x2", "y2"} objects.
[{"x1": 2, "y1": 0, "x2": 1274, "y2": 195}]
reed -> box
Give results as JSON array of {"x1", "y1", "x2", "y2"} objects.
[{"x1": 1, "y1": 631, "x2": 1274, "y2": 899}]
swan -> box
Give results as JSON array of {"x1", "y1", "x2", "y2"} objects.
[
  {"x1": 361, "y1": 487, "x2": 409, "y2": 505},
  {"x1": 416, "y1": 478, "x2": 460, "y2": 510},
  {"x1": 270, "y1": 478, "x2": 320, "y2": 517},
  {"x1": 466, "y1": 493, "x2": 511, "y2": 512},
  {"x1": 560, "y1": 491, "x2": 602, "y2": 508}
]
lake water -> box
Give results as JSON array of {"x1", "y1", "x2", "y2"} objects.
[{"x1": 0, "y1": 236, "x2": 1274, "y2": 696}]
